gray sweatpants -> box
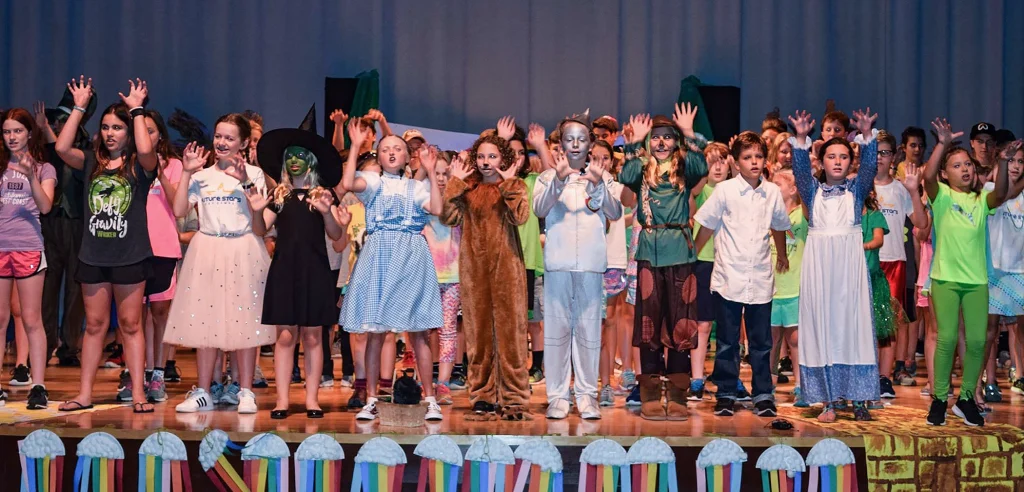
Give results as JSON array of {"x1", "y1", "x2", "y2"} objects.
[{"x1": 543, "y1": 271, "x2": 604, "y2": 404}]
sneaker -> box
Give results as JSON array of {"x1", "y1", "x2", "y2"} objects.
[
  {"x1": 736, "y1": 381, "x2": 751, "y2": 401},
  {"x1": 952, "y1": 398, "x2": 985, "y2": 427},
  {"x1": 879, "y1": 376, "x2": 896, "y2": 398},
  {"x1": 1010, "y1": 366, "x2": 1018, "y2": 384},
  {"x1": 164, "y1": 362, "x2": 181, "y2": 383},
  {"x1": 425, "y1": 400, "x2": 443, "y2": 421},
  {"x1": 117, "y1": 370, "x2": 133, "y2": 402},
  {"x1": 104, "y1": 341, "x2": 119, "y2": 353},
  {"x1": 176, "y1": 387, "x2": 215, "y2": 413},
  {"x1": 26, "y1": 385, "x2": 48, "y2": 410},
  {"x1": 220, "y1": 382, "x2": 241, "y2": 405},
  {"x1": 793, "y1": 387, "x2": 809, "y2": 408},
  {"x1": 546, "y1": 399, "x2": 570, "y2": 419},
  {"x1": 435, "y1": 384, "x2": 453, "y2": 405},
  {"x1": 331, "y1": 338, "x2": 343, "y2": 359},
  {"x1": 147, "y1": 374, "x2": 167, "y2": 403},
  {"x1": 688, "y1": 379, "x2": 706, "y2": 401},
  {"x1": 754, "y1": 400, "x2": 777, "y2": 417},
  {"x1": 529, "y1": 367, "x2": 545, "y2": 385},
  {"x1": 926, "y1": 399, "x2": 947, "y2": 426},
  {"x1": 983, "y1": 383, "x2": 1002, "y2": 403},
  {"x1": 340, "y1": 375, "x2": 354, "y2": 388},
  {"x1": 237, "y1": 389, "x2": 257, "y2": 414},
  {"x1": 620, "y1": 369, "x2": 637, "y2": 389},
  {"x1": 291, "y1": 366, "x2": 302, "y2": 384},
  {"x1": 253, "y1": 365, "x2": 269, "y2": 389},
  {"x1": 599, "y1": 385, "x2": 615, "y2": 407},
  {"x1": 319, "y1": 376, "x2": 335, "y2": 388},
  {"x1": 210, "y1": 382, "x2": 226, "y2": 405},
  {"x1": 777, "y1": 373, "x2": 790, "y2": 384},
  {"x1": 895, "y1": 370, "x2": 916, "y2": 387},
  {"x1": 779, "y1": 357, "x2": 794, "y2": 376},
  {"x1": 356, "y1": 399, "x2": 378, "y2": 420},
  {"x1": 714, "y1": 398, "x2": 735, "y2": 416},
  {"x1": 260, "y1": 345, "x2": 274, "y2": 357},
  {"x1": 907, "y1": 360, "x2": 918, "y2": 378},
  {"x1": 348, "y1": 387, "x2": 367, "y2": 409},
  {"x1": 578, "y1": 395, "x2": 602, "y2": 420},
  {"x1": 1012, "y1": 378, "x2": 1024, "y2": 395},
  {"x1": 867, "y1": 400, "x2": 884, "y2": 410},
  {"x1": 57, "y1": 355, "x2": 81, "y2": 367},
  {"x1": 103, "y1": 345, "x2": 124, "y2": 368},
  {"x1": 920, "y1": 385, "x2": 931, "y2": 397},
  {"x1": 0, "y1": 388, "x2": 7, "y2": 407},
  {"x1": 998, "y1": 350, "x2": 1011, "y2": 369},
  {"x1": 853, "y1": 404, "x2": 873, "y2": 421},
  {"x1": 448, "y1": 373, "x2": 467, "y2": 390},
  {"x1": 9, "y1": 364, "x2": 31, "y2": 386},
  {"x1": 625, "y1": 385, "x2": 641, "y2": 407}
]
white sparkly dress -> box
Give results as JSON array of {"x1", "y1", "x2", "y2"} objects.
[{"x1": 163, "y1": 165, "x2": 276, "y2": 350}]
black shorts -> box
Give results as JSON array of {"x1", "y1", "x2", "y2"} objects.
[
  {"x1": 144, "y1": 257, "x2": 178, "y2": 297},
  {"x1": 695, "y1": 260, "x2": 716, "y2": 322},
  {"x1": 526, "y1": 269, "x2": 536, "y2": 313},
  {"x1": 904, "y1": 287, "x2": 917, "y2": 322},
  {"x1": 76, "y1": 259, "x2": 152, "y2": 286}
]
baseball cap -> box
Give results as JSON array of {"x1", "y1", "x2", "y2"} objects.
[
  {"x1": 402, "y1": 129, "x2": 426, "y2": 143},
  {"x1": 593, "y1": 115, "x2": 619, "y2": 133},
  {"x1": 970, "y1": 122, "x2": 996, "y2": 140},
  {"x1": 994, "y1": 129, "x2": 1016, "y2": 146}
]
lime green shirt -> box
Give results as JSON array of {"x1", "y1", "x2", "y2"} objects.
[
  {"x1": 771, "y1": 208, "x2": 807, "y2": 299},
  {"x1": 694, "y1": 184, "x2": 716, "y2": 262},
  {"x1": 929, "y1": 182, "x2": 994, "y2": 285},
  {"x1": 862, "y1": 210, "x2": 889, "y2": 274},
  {"x1": 518, "y1": 173, "x2": 544, "y2": 273}
]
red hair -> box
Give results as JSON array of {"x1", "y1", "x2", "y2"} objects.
[{"x1": 0, "y1": 108, "x2": 48, "y2": 176}]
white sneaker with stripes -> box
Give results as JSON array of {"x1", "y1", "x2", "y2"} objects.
[{"x1": 176, "y1": 387, "x2": 215, "y2": 413}]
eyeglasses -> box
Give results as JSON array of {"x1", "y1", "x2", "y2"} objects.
[
  {"x1": 877, "y1": 150, "x2": 894, "y2": 157},
  {"x1": 357, "y1": 150, "x2": 377, "y2": 163}
]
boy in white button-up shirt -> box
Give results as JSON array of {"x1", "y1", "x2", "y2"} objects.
[
  {"x1": 532, "y1": 111, "x2": 623, "y2": 420},
  {"x1": 694, "y1": 131, "x2": 791, "y2": 417}
]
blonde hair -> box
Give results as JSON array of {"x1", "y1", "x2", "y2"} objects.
[
  {"x1": 771, "y1": 168, "x2": 801, "y2": 205},
  {"x1": 767, "y1": 132, "x2": 793, "y2": 168},
  {"x1": 271, "y1": 150, "x2": 330, "y2": 208}
]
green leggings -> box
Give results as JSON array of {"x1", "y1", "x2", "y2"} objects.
[{"x1": 931, "y1": 279, "x2": 988, "y2": 401}]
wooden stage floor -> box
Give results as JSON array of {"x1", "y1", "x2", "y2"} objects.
[{"x1": 2, "y1": 351, "x2": 1022, "y2": 448}]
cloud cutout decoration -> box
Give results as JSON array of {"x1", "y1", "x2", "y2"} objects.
[
  {"x1": 139, "y1": 432, "x2": 187, "y2": 461},
  {"x1": 696, "y1": 439, "x2": 747, "y2": 469},
  {"x1": 464, "y1": 437, "x2": 515, "y2": 465},
  {"x1": 20, "y1": 429, "x2": 66, "y2": 459},
  {"x1": 199, "y1": 430, "x2": 231, "y2": 472},
  {"x1": 413, "y1": 435, "x2": 463, "y2": 466},
  {"x1": 626, "y1": 437, "x2": 675, "y2": 464},
  {"x1": 76, "y1": 432, "x2": 125, "y2": 460},
  {"x1": 805, "y1": 439, "x2": 855, "y2": 467},
  {"x1": 514, "y1": 439, "x2": 563, "y2": 473},
  {"x1": 354, "y1": 437, "x2": 407, "y2": 466},
  {"x1": 242, "y1": 433, "x2": 290, "y2": 460},
  {"x1": 580, "y1": 439, "x2": 628, "y2": 467},
  {"x1": 295, "y1": 435, "x2": 344, "y2": 462},
  {"x1": 755, "y1": 444, "x2": 806, "y2": 477}
]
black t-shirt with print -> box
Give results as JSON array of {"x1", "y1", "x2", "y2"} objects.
[{"x1": 78, "y1": 152, "x2": 156, "y2": 267}]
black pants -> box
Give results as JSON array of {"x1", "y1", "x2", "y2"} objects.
[
  {"x1": 40, "y1": 214, "x2": 85, "y2": 359},
  {"x1": 710, "y1": 293, "x2": 774, "y2": 402}
]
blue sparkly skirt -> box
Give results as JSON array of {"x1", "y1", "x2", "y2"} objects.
[{"x1": 163, "y1": 232, "x2": 277, "y2": 350}]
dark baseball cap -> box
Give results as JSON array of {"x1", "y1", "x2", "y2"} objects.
[
  {"x1": 970, "y1": 122, "x2": 996, "y2": 140},
  {"x1": 994, "y1": 129, "x2": 1016, "y2": 146}
]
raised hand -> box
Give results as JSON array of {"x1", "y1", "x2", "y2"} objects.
[
  {"x1": 496, "y1": 116, "x2": 516, "y2": 141},
  {"x1": 788, "y1": 110, "x2": 815, "y2": 141},
  {"x1": 223, "y1": 155, "x2": 250, "y2": 183},
  {"x1": 496, "y1": 158, "x2": 522, "y2": 182},
  {"x1": 553, "y1": 150, "x2": 573, "y2": 180},
  {"x1": 182, "y1": 142, "x2": 209, "y2": 172},
  {"x1": 366, "y1": 108, "x2": 386, "y2": 122},
  {"x1": 33, "y1": 101, "x2": 47, "y2": 129},
  {"x1": 419, "y1": 145, "x2": 438, "y2": 175},
  {"x1": 584, "y1": 155, "x2": 607, "y2": 185},
  {"x1": 902, "y1": 162, "x2": 921, "y2": 192},
  {"x1": 673, "y1": 103, "x2": 698, "y2": 137},
  {"x1": 526, "y1": 123, "x2": 546, "y2": 150},
  {"x1": 67, "y1": 75, "x2": 93, "y2": 108},
  {"x1": 999, "y1": 139, "x2": 1023, "y2": 162},
  {"x1": 930, "y1": 118, "x2": 962, "y2": 146},
  {"x1": 331, "y1": 203, "x2": 352, "y2": 226},
  {"x1": 245, "y1": 188, "x2": 269, "y2": 212},
  {"x1": 450, "y1": 152, "x2": 474, "y2": 181},
  {"x1": 330, "y1": 109, "x2": 349, "y2": 126},
  {"x1": 305, "y1": 192, "x2": 333, "y2": 214},
  {"x1": 8, "y1": 153, "x2": 34, "y2": 177},
  {"x1": 851, "y1": 107, "x2": 878, "y2": 137},
  {"x1": 626, "y1": 114, "x2": 652, "y2": 144},
  {"x1": 119, "y1": 78, "x2": 148, "y2": 108},
  {"x1": 347, "y1": 118, "x2": 371, "y2": 149}
]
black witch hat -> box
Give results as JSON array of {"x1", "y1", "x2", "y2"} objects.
[{"x1": 256, "y1": 104, "x2": 341, "y2": 188}]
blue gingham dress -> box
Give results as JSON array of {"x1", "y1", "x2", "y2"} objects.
[{"x1": 340, "y1": 172, "x2": 443, "y2": 333}]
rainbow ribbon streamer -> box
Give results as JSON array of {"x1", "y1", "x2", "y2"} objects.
[
  {"x1": 202, "y1": 439, "x2": 248, "y2": 492},
  {"x1": 350, "y1": 462, "x2": 406, "y2": 492},
  {"x1": 510, "y1": 460, "x2": 562, "y2": 492},
  {"x1": 627, "y1": 463, "x2": 678, "y2": 492},
  {"x1": 21, "y1": 455, "x2": 64, "y2": 492},
  {"x1": 243, "y1": 458, "x2": 289, "y2": 492},
  {"x1": 695, "y1": 462, "x2": 742, "y2": 492},
  {"x1": 293, "y1": 457, "x2": 338, "y2": 492},
  {"x1": 807, "y1": 464, "x2": 855, "y2": 492},
  {"x1": 415, "y1": 458, "x2": 461, "y2": 492},
  {"x1": 760, "y1": 469, "x2": 804, "y2": 492},
  {"x1": 72, "y1": 457, "x2": 123, "y2": 492},
  {"x1": 577, "y1": 464, "x2": 633, "y2": 492},
  {"x1": 137, "y1": 454, "x2": 194, "y2": 492},
  {"x1": 459, "y1": 460, "x2": 512, "y2": 492}
]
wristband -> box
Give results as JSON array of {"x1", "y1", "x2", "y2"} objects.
[
  {"x1": 130, "y1": 107, "x2": 145, "y2": 119},
  {"x1": 73, "y1": 106, "x2": 88, "y2": 113}
]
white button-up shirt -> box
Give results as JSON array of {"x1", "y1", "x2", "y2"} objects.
[{"x1": 693, "y1": 176, "x2": 792, "y2": 304}]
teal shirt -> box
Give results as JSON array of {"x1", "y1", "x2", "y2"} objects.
[{"x1": 862, "y1": 209, "x2": 890, "y2": 274}]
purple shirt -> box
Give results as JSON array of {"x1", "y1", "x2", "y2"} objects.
[{"x1": 0, "y1": 163, "x2": 57, "y2": 251}]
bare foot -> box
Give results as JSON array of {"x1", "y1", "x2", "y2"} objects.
[{"x1": 817, "y1": 407, "x2": 837, "y2": 423}]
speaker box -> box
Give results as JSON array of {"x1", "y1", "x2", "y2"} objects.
[
  {"x1": 697, "y1": 85, "x2": 741, "y2": 143},
  {"x1": 324, "y1": 77, "x2": 359, "y2": 139}
]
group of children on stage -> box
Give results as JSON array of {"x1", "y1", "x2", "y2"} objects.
[{"x1": 2, "y1": 76, "x2": 1022, "y2": 429}]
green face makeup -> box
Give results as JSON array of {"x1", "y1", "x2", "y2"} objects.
[{"x1": 284, "y1": 146, "x2": 312, "y2": 176}]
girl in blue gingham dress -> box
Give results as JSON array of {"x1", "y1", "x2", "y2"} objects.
[{"x1": 338, "y1": 125, "x2": 444, "y2": 422}]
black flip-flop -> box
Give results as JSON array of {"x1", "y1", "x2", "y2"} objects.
[
  {"x1": 133, "y1": 402, "x2": 155, "y2": 414},
  {"x1": 58, "y1": 401, "x2": 94, "y2": 412}
]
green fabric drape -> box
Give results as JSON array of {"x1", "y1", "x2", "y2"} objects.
[
  {"x1": 344, "y1": 69, "x2": 380, "y2": 148},
  {"x1": 677, "y1": 75, "x2": 714, "y2": 141}
]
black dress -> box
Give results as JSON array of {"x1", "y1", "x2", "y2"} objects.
[{"x1": 262, "y1": 189, "x2": 338, "y2": 326}]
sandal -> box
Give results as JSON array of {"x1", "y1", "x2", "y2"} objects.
[
  {"x1": 133, "y1": 402, "x2": 155, "y2": 414},
  {"x1": 58, "y1": 401, "x2": 94, "y2": 412},
  {"x1": 817, "y1": 406, "x2": 837, "y2": 423}
]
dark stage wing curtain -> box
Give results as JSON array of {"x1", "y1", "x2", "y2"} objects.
[{"x1": 2, "y1": 0, "x2": 1021, "y2": 138}]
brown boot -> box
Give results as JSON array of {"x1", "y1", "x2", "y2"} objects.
[
  {"x1": 665, "y1": 373, "x2": 691, "y2": 421},
  {"x1": 638, "y1": 374, "x2": 666, "y2": 421}
]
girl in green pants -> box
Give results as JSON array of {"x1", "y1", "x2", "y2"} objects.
[{"x1": 922, "y1": 117, "x2": 1018, "y2": 427}]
